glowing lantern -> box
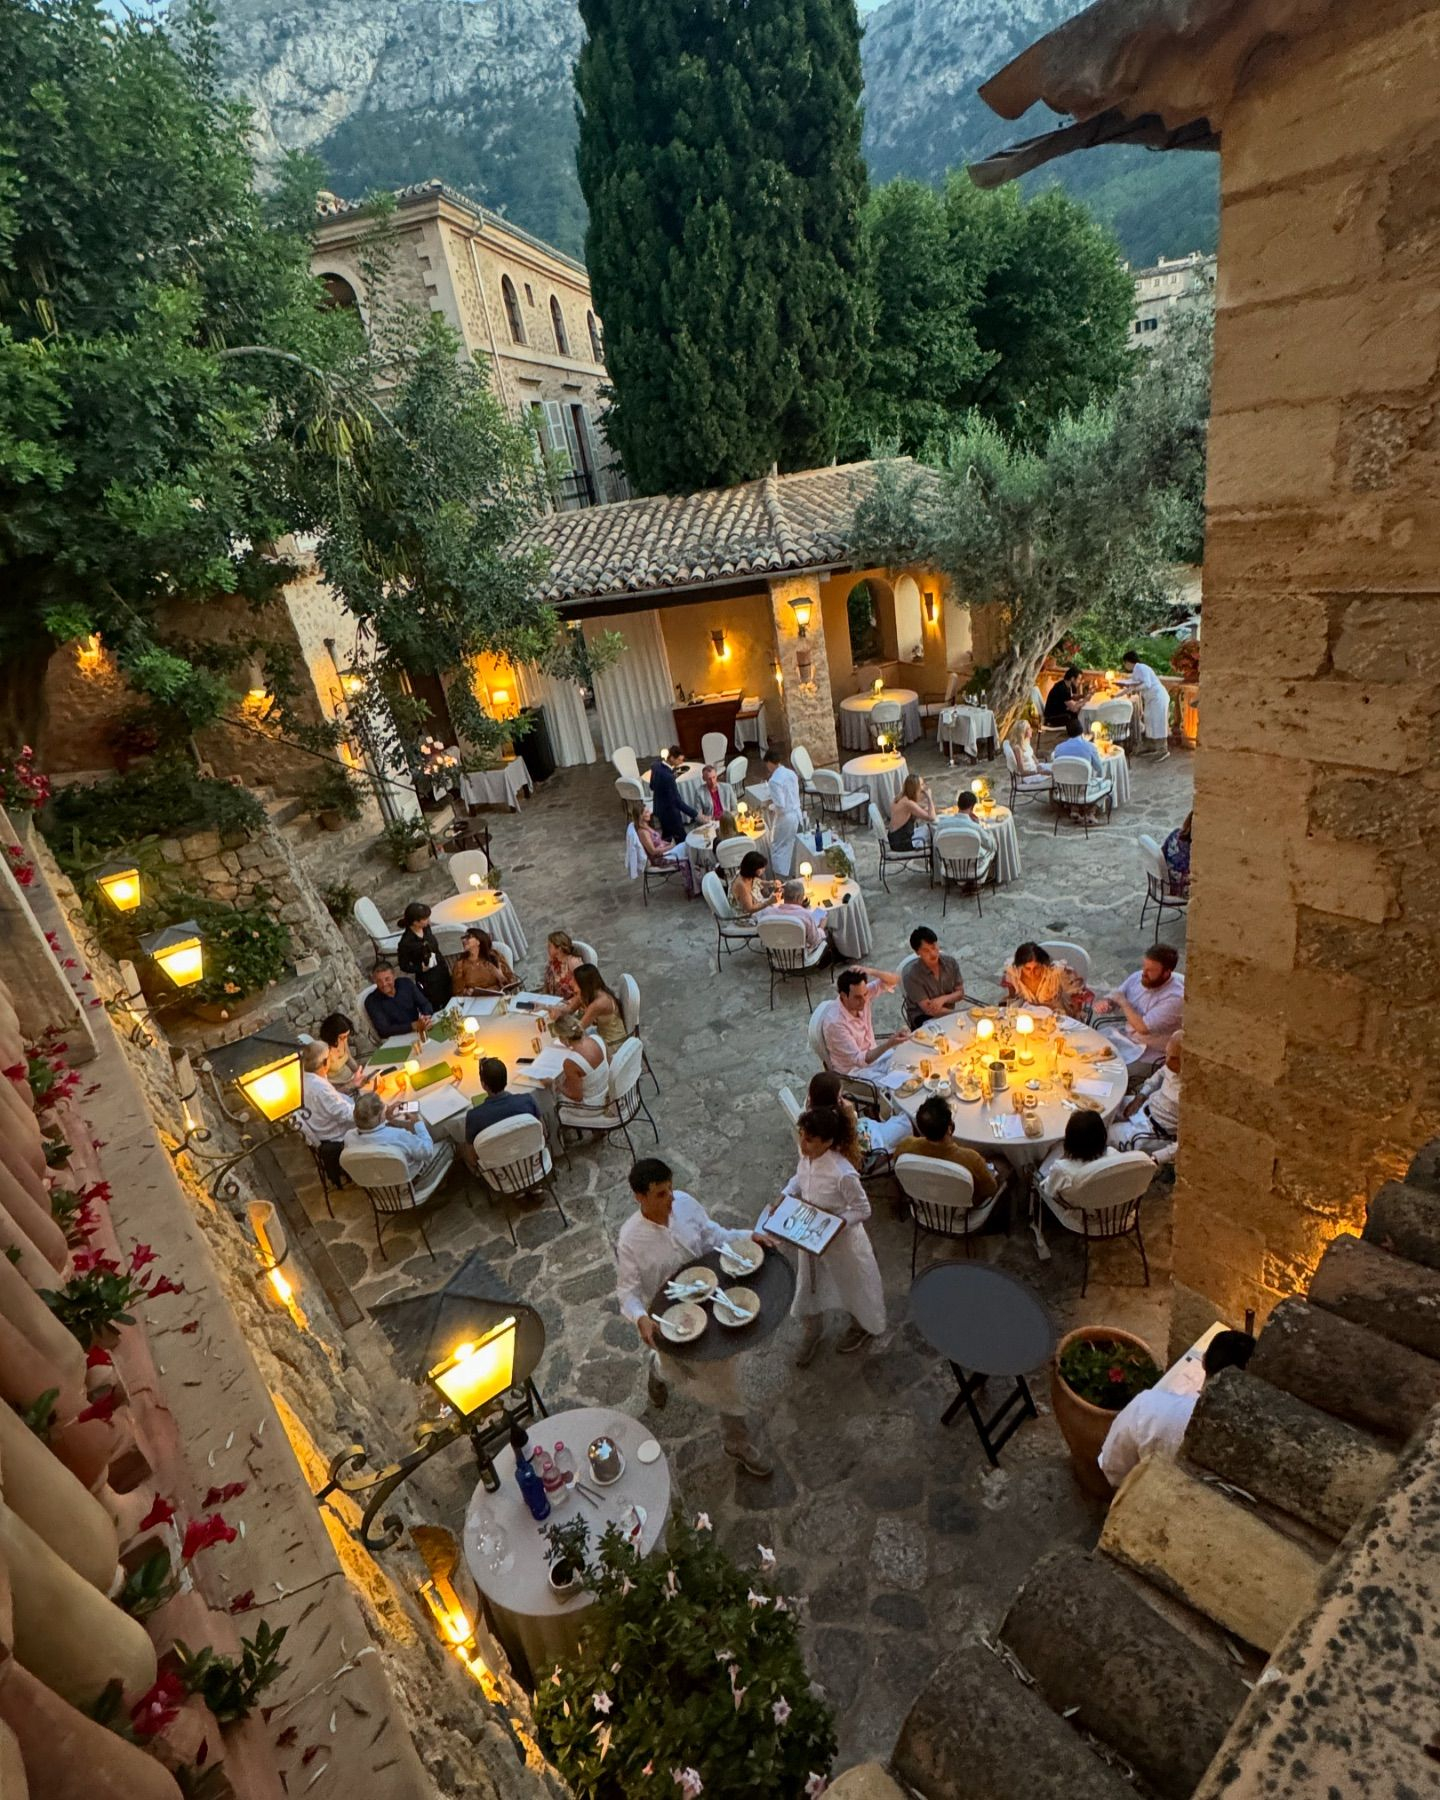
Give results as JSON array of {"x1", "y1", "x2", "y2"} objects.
[
  {"x1": 141, "y1": 921, "x2": 205, "y2": 989},
  {"x1": 236, "y1": 1050, "x2": 304, "y2": 1123},
  {"x1": 428, "y1": 1315, "x2": 519, "y2": 1419},
  {"x1": 95, "y1": 861, "x2": 143, "y2": 914}
]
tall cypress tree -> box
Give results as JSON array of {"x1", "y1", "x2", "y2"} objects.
[{"x1": 576, "y1": 0, "x2": 869, "y2": 495}]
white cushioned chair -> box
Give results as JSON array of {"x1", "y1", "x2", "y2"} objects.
[
  {"x1": 1050, "y1": 756, "x2": 1113, "y2": 836},
  {"x1": 895, "y1": 1153, "x2": 1002, "y2": 1276},
  {"x1": 557, "y1": 1038, "x2": 657, "y2": 1157},
  {"x1": 338, "y1": 1134, "x2": 455, "y2": 1260},
  {"x1": 1039, "y1": 1151, "x2": 1156, "y2": 1295},
  {"x1": 354, "y1": 896, "x2": 402, "y2": 957},
  {"x1": 469, "y1": 1114, "x2": 566, "y2": 1245},
  {"x1": 757, "y1": 913, "x2": 828, "y2": 1010}
]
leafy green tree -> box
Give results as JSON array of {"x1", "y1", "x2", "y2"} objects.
[
  {"x1": 575, "y1": 0, "x2": 870, "y2": 494},
  {"x1": 847, "y1": 174, "x2": 1135, "y2": 457},
  {"x1": 0, "y1": 0, "x2": 569, "y2": 761},
  {"x1": 853, "y1": 302, "x2": 1211, "y2": 725}
]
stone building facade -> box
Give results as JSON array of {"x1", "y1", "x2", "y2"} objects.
[
  {"x1": 975, "y1": 0, "x2": 1440, "y2": 1348},
  {"x1": 314, "y1": 181, "x2": 627, "y2": 510},
  {"x1": 1128, "y1": 250, "x2": 1216, "y2": 348}
]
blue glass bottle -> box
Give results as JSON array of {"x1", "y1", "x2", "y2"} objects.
[{"x1": 511, "y1": 1424, "x2": 550, "y2": 1520}]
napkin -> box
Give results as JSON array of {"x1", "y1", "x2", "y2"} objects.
[
  {"x1": 1074, "y1": 1078, "x2": 1111, "y2": 1099},
  {"x1": 873, "y1": 1068, "x2": 913, "y2": 1092},
  {"x1": 995, "y1": 1114, "x2": 1027, "y2": 1140}
]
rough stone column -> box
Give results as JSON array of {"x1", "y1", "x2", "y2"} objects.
[
  {"x1": 1170, "y1": 0, "x2": 1440, "y2": 1353},
  {"x1": 768, "y1": 573, "x2": 840, "y2": 765}
]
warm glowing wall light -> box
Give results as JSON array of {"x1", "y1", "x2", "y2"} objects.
[
  {"x1": 711, "y1": 628, "x2": 729, "y2": 660},
  {"x1": 236, "y1": 1051, "x2": 304, "y2": 1123},
  {"x1": 428, "y1": 1315, "x2": 518, "y2": 1418},
  {"x1": 142, "y1": 921, "x2": 205, "y2": 988},
  {"x1": 95, "y1": 861, "x2": 143, "y2": 913}
]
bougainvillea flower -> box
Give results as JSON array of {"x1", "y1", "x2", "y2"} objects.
[
  {"x1": 139, "y1": 1494, "x2": 177, "y2": 1531},
  {"x1": 181, "y1": 1514, "x2": 238, "y2": 1560}
]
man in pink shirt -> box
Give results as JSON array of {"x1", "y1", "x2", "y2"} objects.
[
  {"x1": 757, "y1": 879, "x2": 826, "y2": 953},
  {"x1": 821, "y1": 966, "x2": 909, "y2": 1074}
]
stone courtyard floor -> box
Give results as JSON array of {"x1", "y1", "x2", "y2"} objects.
[{"x1": 300, "y1": 732, "x2": 1194, "y2": 1770}]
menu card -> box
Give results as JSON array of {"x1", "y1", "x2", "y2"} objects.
[{"x1": 758, "y1": 1194, "x2": 845, "y2": 1255}]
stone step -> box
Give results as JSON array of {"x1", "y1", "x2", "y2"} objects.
[
  {"x1": 1185, "y1": 1367, "x2": 1397, "y2": 1541},
  {"x1": 1309, "y1": 1233, "x2": 1440, "y2": 1362},
  {"x1": 1000, "y1": 1547, "x2": 1249, "y2": 1800},
  {"x1": 1099, "y1": 1456, "x2": 1325, "y2": 1654},
  {"x1": 825, "y1": 1766, "x2": 912, "y2": 1800},
  {"x1": 892, "y1": 1644, "x2": 1133, "y2": 1800},
  {"x1": 1248, "y1": 1298, "x2": 1440, "y2": 1444},
  {"x1": 1364, "y1": 1179, "x2": 1440, "y2": 1272}
]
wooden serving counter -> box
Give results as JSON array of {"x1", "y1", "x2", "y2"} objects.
[{"x1": 672, "y1": 690, "x2": 742, "y2": 760}]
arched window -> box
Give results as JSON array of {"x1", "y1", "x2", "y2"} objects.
[
  {"x1": 549, "y1": 295, "x2": 570, "y2": 356},
  {"x1": 501, "y1": 274, "x2": 525, "y2": 345},
  {"x1": 318, "y1": 271, "x2": 360, "y2": 311},
  {"x1": 587, "y1": 310, "x2": 604, "y2": 363}
]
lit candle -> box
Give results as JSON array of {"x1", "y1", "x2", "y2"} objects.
[
  {"x1": 1015, "y1": 1011, "x2": 1035, "y2": 1063},
  {"x1": 799, "y1": 861, "x2": 813, "y2": 879},
  {"x1": 469, "y1": 873, "x2": 482, "y2": 889},
  {"x1": 405, "y1": 1057, "x2": 420, "y2": 1077},
  {"x1": 975, "y1": 1018, "x2": 995, "y2": 1043}
]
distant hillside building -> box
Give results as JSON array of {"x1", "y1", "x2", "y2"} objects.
[
  {"x1": 1128, "y1": 250, "x2": 1216, "y2": 347},
  {"x1": 313, "y1": 180, "x2": 628, "y2": 510}
]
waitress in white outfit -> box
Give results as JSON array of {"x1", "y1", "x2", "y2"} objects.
[
  {"x1": 1118, "y1": 652, "x2": 1171, "y2": 757},
  {"x1": 772, "y1": 1102, "x2": 886, "y2": 1366},
  {"x1": 761, "y1": 747, "x2": 804, "y2": 878}
]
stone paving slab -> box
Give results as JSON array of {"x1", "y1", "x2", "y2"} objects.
[{"x1": 299, "y1": 733, "x2": 1193, "y2": 1769}]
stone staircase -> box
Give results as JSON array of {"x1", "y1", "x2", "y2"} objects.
[{"x1": 836, "y1": 1136, "x2": 1440, "y2": 1800}]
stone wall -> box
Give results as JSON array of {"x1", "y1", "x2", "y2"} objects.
[
  {"x1": 153, "y1": 812, "x2": 365, "y2": 1036},
  {"x1": 768, "y1": 572, "x2": 841, "y2": 765},
  {"x1": 1171, "y1": 0, "x2": 1440, "y2": 1348}
]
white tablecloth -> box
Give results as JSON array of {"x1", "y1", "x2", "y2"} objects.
[
  {"x1": 881, "y1": 1012, "x2": 1128, "y2": 1170},
  {"x1": 735, "y1": 699, "x2": 768, "y2": 751},
  {"x1": 1097, "y1": 744, "x2": 1131, "y2": 808},
  {"x1": 802, "y1": 871, "x2": 872, "y2": 959},
  {"x1": 839, "y1": 688, "x2": 922, "y2": 750},
  {"x1": 460, "y1": 757, "x2": 532, "y2": 812},
  {"x1": 933, "y1": 804, "x2": 1021, "y2": 885},
  {"x1": 463, "y1": 1407, "x2": 671, "y2": 1682},
  {"x1": 427, "y1": 890, "x2": 530, "y2": 964},
  {"x1": 842, "y1": 752, "x2": 910, "y2": 815},
  {"x1": 937, "y1": 705, "x2": 998, "y2": 761}
]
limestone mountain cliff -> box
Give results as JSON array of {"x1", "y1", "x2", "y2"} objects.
[{"x1": 209, "y1": 0, "x2": 1216, "y2": 265}]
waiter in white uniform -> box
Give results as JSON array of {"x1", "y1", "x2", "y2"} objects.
[
  {"x1": 1118, "y1": 652, "x2": 1171, "y2": 758},
  {"x1": 761, "y1": 746, "x2": 805, "y2": 877}
]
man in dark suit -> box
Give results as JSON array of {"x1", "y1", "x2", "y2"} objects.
[{"x1": 648, "y1": 746, "x2": 697, "y2": 842}]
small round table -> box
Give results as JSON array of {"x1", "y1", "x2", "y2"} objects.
[
  {"x1": 648, "y1": 1244, "x2": 796, "y2": 1364},
  {"x1": 463, "y1": 1406, "x2": 671, "y2": 1684},
  {"x1": 842, "y1": 751, "x2": 910, "y2": 815},
  {"x1": 909, "y1": 1264, "x2": 1056, "y2": 1466},
  {"x1": 427, "y1": 889, "x2": 530, "y2": 964},
  {"x1": 839, "y1": 688, "x2": 922, "y2": 750}
]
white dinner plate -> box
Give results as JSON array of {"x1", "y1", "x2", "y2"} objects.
[
  {"x1": 719, "y1": 1238, "x2": 763, "y2": 1276},
  {"x1": 673, "y1": 1265, "x2": 718, "y2": 1299},
  {"x1": 714, "y1": 1287, "x2": 760, "y2": 1328}
]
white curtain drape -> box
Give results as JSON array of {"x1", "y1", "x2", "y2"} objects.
[
  {"x1": 512, "y1": 663, "x2": 595, "y2": 767},
  {"x1": 584, "y1": 610, "x2": 677, "y2": 760}
]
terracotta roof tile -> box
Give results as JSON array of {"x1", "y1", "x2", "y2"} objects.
[{"x1": 521, "y1": 458, "x2": 933, "y2": 607}]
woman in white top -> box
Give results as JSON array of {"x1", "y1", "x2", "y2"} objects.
[
  {"x1": 777, "y1": 1104, "x2": 887, "y2": 1364},
  {"x1": 551, "y1": 1013, "x2": 609, "y2": 1107},
  {"x1": 1007, "y1": 717, "x2": 1050, "y2": 778},
  {"x1": 1038, "y1": 1108, "x2": 1131, "y2": 1214},
  {"x1": 761, "y1": 749, "x2": 803, "y2": 878}
]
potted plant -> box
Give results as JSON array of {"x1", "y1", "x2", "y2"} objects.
[
  {"x1": 824, "y1": 844, "x2": 855, "y2": 882},
  {"x1": 380, "y1": 815, "x2": 433, "y2": 874},
  {"x1": 1050, "y1": 1326, "x2": 1161, "y2": 1496},
  {"x1": 533, "y1": 1514, "x2": 835, "y2": 1798},
  {"x1": 301, "y1": 764, "x2": 364, "y2": 831},
  {"x1": 544, "y1": 1517, "x2": 590, "y2": 1597}
]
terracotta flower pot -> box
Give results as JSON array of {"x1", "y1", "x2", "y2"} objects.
[{"x1": 1050, "y1": 1325, "x2": 1159, "y2": 1498}]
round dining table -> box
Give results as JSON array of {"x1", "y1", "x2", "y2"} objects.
[
  {"x1": 842, "y1": 751, "x2": 910, "y2": 816},
  {"x1": 839, "y1": 687, "x2": 922, "y2": 750},
  {"x1": 881, "y1": 1010, "x2": 1128, "y2": 1170},
  {"x1": 932, "y1": 803, "x2": 1022, "y2": 886},
  {"x1": 1080, "y1": 691, "x2": 1140, "y2": 734},
  {"x1": 685, "y1": 818, "x2": 770, "y2": 873},
  {"x1": 427, "y1": 888, "x2": 529, "y2": 964},
  {"x1": 798, "y1": 868, "x2": 873, "y2": 959},
  {"x1": 463, "y1": 1406, "x2": 671, "y2": 1686},
  {"x1": 1096, "y1": 742, "x2": 1131, "y2": 808},
  {"x1": 937, "y1": 704, "x2": 998, "y2": 763},
  {"x1": 356, "y1": 992, "x2": 573, "y2": 1144}
]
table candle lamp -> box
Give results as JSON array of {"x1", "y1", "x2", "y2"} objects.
[
  {"x1": 799, "y1": 861, "x2": 813, "y2": 879},
  {"x1": 1015, "y1": 1012, "x2": 1035, "y2": 1064},
  {"x1": 469, "y1": 872, "x2": 482, "y2": 890},
  {"x1": 737, "y1": 800, "x2": 749, "y2": 818},
  {"x1": 873, "y1": 676, "x2": 884, "y2": 696}
]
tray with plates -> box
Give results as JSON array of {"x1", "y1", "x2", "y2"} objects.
[{"x1": 647, "y1": 1241, "x2": 795, "y2": 1363}]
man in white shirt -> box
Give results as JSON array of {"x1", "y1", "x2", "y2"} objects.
[
  {"x1": 616, "y1": 1157, "x2": 774, "y2": 1477},
  {"x1": 1119, "y1": 652, "x2": 1172, "y2": 759},
  {"x1": 820, "y1": 965, "x2": 907, "y2": 1075},
  {"x1": 1093, "y1": 943, "x2": 1185, "y2": 1065},
  {"x1": 1099, "y1": 1329, "x2": 1256, "y2": 1488},
  {"x1": 299, "y1": 1040, "x2": 357, "y2": 1185},
  {"x1": 343, "y1": 1089, "x2": 446, "y2": 1183},
  {"x1": 761, "y1": 747, "x2": 804, "y2": 877}
]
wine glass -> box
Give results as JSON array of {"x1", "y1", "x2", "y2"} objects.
[{"x1": 476, "y1": 1521, "x2": 513, "y2": 1574}]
